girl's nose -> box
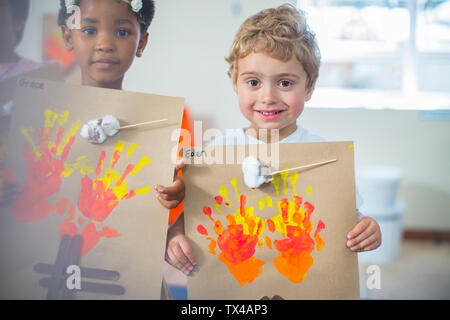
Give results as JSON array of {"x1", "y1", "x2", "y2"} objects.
[{"x1": 95, "y1": 32, "x2": 115, "y2": 52}]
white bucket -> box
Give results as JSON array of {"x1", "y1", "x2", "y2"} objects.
[
  {"x1": 356, "y1": 166, "x2": 402, "y2": 213},
  {"x1": 358, "y1": 202, "x2": 406, "y2": 264}
]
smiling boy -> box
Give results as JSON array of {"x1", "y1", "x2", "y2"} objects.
[
  {"x1": 235, "y1": 52, "x2": 315, "y2": 142},
  {"x1": 224, "y1": 3, "x2": 380, "y2": 252},
  {"x1": 166, "y1": 4, "x2": 382, "y2": 278}
]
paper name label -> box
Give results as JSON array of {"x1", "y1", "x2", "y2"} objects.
[
  {"x1": 184, "y1": 148, "x2": 207, "y2": 159},
  {"x1": 183, "y1": 146, "x2": 279, "y2": 168},
  {"x1": 18, "y1": 78, "x2": 44, "y2": 90}
]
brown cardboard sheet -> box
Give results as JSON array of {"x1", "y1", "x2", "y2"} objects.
[
  {"x1": 184, "y1": 142, "x2": 360, "y2": 299},
  {"x1": 0, "y1": 78, "x2": 184, "y2": 299}
]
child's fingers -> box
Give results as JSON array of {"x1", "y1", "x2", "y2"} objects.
[
  {"x1": 347, "y1": 217, "x2": 371, "y2": 240},
  {"x1": 156, "y1": 194, "x2": 181, "y2": 209},
  {"x1": 363, "y1": 237, "x2": 382, "y2": 251},
  {"x1": 347, "y1": 217, "x2": 382, "y2": 252},
  {"x1": 346, "y1": 225, "x2": 375, "y2": 249},
  {"x1": 155, "y1": 188, "x2": 183, "y2": 209},
  {"x1": 358, "y1": 238, "x2": 381, "y2": 252},
  {"x1": 168, "y1": 242, "x2": 194, "y2": 275},
  {"x1": 166, "y1": 244, "x2": 186, "y2": 272},
  {"x1": 155, "y1": 180, "x2": 185, "y2": 208},
  {"x1": 156, "y1": 191, "x2": 175, "y2": 201},
  {"x1": 178, "y1": 237, "x2": 197, "y2": 267},
  {"x1": 166, "y1": 246, "x2": 187, "y2": 273},
  {"x1": 349, "y1": 232, "x2": 380, "y2": 252},
  {"x1": 155, "y1": 180, "x2": 185, "y2": 199},
  {"x1": 171, "y1": 245, "x2": 192, "y2": 275},
  {"x1": 175, "y1": 158, "x2": 186, "y2": 172},
  {"x1": 156, "y1": 189, "x2": 185, "y2": 202}
]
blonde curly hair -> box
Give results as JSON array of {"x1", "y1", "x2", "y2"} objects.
[{"x1": 226, "y1": 3, "x2": 321, "y2": 89}]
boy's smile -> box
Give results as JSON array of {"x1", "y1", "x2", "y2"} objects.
[
  {"x1": 255, "y1": 109, "x2": 285, "y2": 120},
  {"x1": 62, "y1": 0, "x2": 148, "y2": 89},
  {"x1": 235, "y1": 52, "x2": 314, "y2": 141}
]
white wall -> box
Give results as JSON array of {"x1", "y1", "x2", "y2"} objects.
[
  {"x1": 16, "y1": 0, "x2": 57, "y2": 62},
  {"x1": 300, "y1": 108, "x2": 450, "y2": 231},
  {"x1": 15, "y1": 0, "x2": 450, "y2": 230}
]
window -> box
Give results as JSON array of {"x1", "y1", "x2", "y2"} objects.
[{"x1": 299, "y1": 0, "x2": 450, "y2": 109}]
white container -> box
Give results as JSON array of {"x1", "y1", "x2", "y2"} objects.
[
  {"x1": 357, "y1": 166, "x2": 402, "y2": 213},
  {"x1": 358, "y1": 202, "x2": 406, "y2": 264}
]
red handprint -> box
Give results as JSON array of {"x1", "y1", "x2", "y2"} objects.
[
  {"x1": 268, "y1": 196, "x2": 325, "y2": 283},
  {"x1": 198, "y1": 194, "x2": 265, "y2": 286},
  {"x1": 56, "y1": 141, "x2": 151, "y2": 256},
  {"x1": 12, "y1": 109, "x2": 81, "y2": 222}
]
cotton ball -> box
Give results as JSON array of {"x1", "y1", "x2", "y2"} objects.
[
  {"x1": 81, "y1": 119, "x2": 107, "y2": 144},
  {"x1": 80, "y1": 123, "x2": 90, "y2": 139},
  {"x1": 242, "y1": 156, "x2": 271, "y2": 189},
  {"x1": 101, "y1": 115, "x2": 120, "y2": 137}
]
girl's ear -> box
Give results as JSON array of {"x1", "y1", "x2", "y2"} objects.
[
  {"x1": 61, "y1": 26, "x2": 74, "y2": 51},
  {"x1": 136, "y1": 32, "x2": 149, "y2": 58}
]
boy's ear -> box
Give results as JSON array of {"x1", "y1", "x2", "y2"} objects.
[
  {"x1": 229, "y1": 71, "x2": 238, "y2": 93},
  {"x1": 136, "y1": 32, "x2": 149, "y2": 58},
  {"x1": 305, "y1": 85, "x2": 315, "y2": 102},
  {"x1": 61, "y1": 26, "x2": 74, "y2": 51}
]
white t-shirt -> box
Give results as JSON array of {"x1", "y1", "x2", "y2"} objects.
[
  {"x1": 207, "y1": 124, "x2": 363, "y2": 209},
  {"x1": 207, "y1": 125, "x2": 325, "y2": 146}
]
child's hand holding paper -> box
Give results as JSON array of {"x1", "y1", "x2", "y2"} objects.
[{"x1": 346, "y1": 212, "x2": 382, "y2": 252}]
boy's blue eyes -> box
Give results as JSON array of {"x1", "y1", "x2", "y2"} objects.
[{"x1": 248, "y1": 80, "x2": 259, "y2": 86}]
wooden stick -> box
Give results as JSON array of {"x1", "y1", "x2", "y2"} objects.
[
  {"x1": 118, "y1": 118, "x2": 169, "y2": 130},
  {"x1": 270, "y1": 158, "x2": 338, "y2": 176}
]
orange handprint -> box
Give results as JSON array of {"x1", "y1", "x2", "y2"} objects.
[
  {"x1": 56, "y1": 141, "x2": 151, "y2": 256},
  {"x1": 198, "y1": 192, "x2": 266, "y2": 286},
  {"x1": 268, "y1": 196, "x2": 325, "y2": 283},
  {"x1": 197, "y1": 171, "x2": 326, "y2": 286},
  {"x1": 12, "y1": 109, "x2": 82, "y2": 223}
]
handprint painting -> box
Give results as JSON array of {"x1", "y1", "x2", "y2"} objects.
[
  {"x1": 11, "y1": 108, "x2": 83, "y2": 223},
  {"x1": 185, "y1": 143, "x2": 360, "y2": 299},
  {"x1": 0, "y1": 79, "x2": 184, "y2": 299},
  {"x1": 54, "y1": 140, "x2": 151, "y2": 256},
  {"x1": 196, "y1": 174, "x2": 325, "y2": 286},
  {"x1": 10, "y1": 108, "x2": 151, "y2": 257}
]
